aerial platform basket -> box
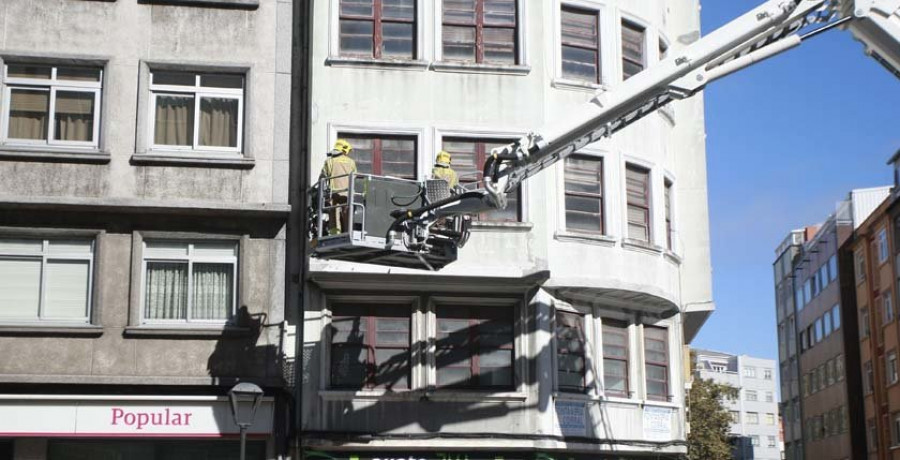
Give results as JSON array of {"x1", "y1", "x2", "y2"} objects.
[{"x1": 308, "y1": 174, "x2": 461, "y2": 271}]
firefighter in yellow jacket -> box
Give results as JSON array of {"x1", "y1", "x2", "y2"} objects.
[
  {"x1": 432, "y1": 150, "x2": 459, "y2": 189},
  {"x1": 321, "y1": 139, "x2": 357, "y2": 234}
]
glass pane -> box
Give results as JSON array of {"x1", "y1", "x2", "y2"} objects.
[
  {"x1": 565, "y1": 157, "x2": 602, "y2": 194},
  {"x1": 144, "y1": 262, "x2": 188, "y2": 320},
  {"x1": 199, "y1": 98, "x2": 239, "y2": 148},
  {"x1": 7, "y1": 64, "x2": 51, "y2": 79},
  {"x1": 605, "y1": 375, "x2": 627, "y2": 393},
  {"x1": 340, "y1": 20, "x2": 374, "y2": 57},
  {"x1": 331, "y1": 345, "x2": 368, "y2": 388},
  {"x1": 381, "y1": 138, "x2": 416, "y2": 178},
  {"x1": 191, "y1": 263, "x2": 233, "y2": 320},
  {"x1": 566, "y1": 210, "x2": 602, "y2": 233},
  {"x1": 154, "y1": 94, "x2": 195, "y2": 146},
  {"x1": 443, "y1": 0, "x2": 476, "y2": 24},
  {"x1": 0, "y1": 258, "x2": 41, "y2": 319},
  {"x1": 341, "y1": 0, "x2": 374, "y2": 17},
  {"x1": 436, "y1": 347, "x2": 471, "y2": 369},
  {"x1": 200, "y1": 74, "x2": 243, "y2": 89},
  {"x1": 54, "y1": 91, "x2": 95, "y2": 142},
  {"x1": 561, "y1": 8, "x2": 598, "y2": 48},
  {"x1": 483, "y1": 27, "x2": 516, "y2": 64},
  {"x1": 152, "y1": 72, "x2": 196, "y2": 86},
  {"x1": 382, "y1": 22, "x2": 415, "y2": 59},
  {"x1": 376, "y1": 318, "x2": 409, "y2": 344},
  {"x1": 339, "y1": 135, "x2": 374, "y2": 174},
  {"x1": 480, "y1": 366, "x2": 512, "y2": 386},
  {"x1": 647, "y1": 380, "x2": 667, "y2": 398},
  {"x1": 57, "y1": 67, "x2": 102, "y2": 82},
  {"x1": 383, "y1": 0, "x2": 415, "y2": 20},
  {"x1": 559, "y1": 371, "x2": 584, "y2": 389},
  {"x1": 484, "y1": 0, "x2": 516, "y2": 26},
  {"x1": 443, "y1": 26, "x2": 476, "y2": 62},
  {"x1": 331, "y1": 316, "x2": 366, "y2": 343},
  {"x1": 44, "y1": 260, "x2": 90, "y2": 319},
  {"x1": 622, "y1": 21, "x2": 645, "y2": 67},
  {"x1": 8, "y1": 89, "x2": 49, "y2": 140},
  {"x1": 48, "y1": 240, "x2": 92, "y2": 255},
  {"x1": 646, "y1": 363, "x2": 667, "y2": 380},
  {"x1": 558, "y1": 338, "x2": 584, "y2": 354},
  {"x1": 374, "y1": 348, "x2": 409, "y2": 389},
  {"x1": 557, "y1": 354, "x2": 584, "y2": 372},
  {"x1": 623, "y1": 60, "x2": 644, "y2": 80},
  {"x1": 604, "y1": 344, "x2": 626, "y2": 358},
  {"x1": 646, "y1": 350, "x2": 666, "y2": 364},
  {"x1": 561, "y1": 46, "x2": 598, "y2": 83},
  {"x1": 0, "y1": 239, "x2": 42, "y2": 253},
  {"x1": 605, "y1": 359, "x2": 627, "y2": 377},
  {"x1": 626, "y1": 167, "x2": 649, "y2": 205},
  {"x1": 565, "y1": 195, "x2": 600, "y2": 214},
  {"x1": 481, "y1": 349, "x2": 512, "y2": 367},
  {"x1": 437, "y1": 367, "x2": 471, "y2": 387}
]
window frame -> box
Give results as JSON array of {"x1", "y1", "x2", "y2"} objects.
[
  {"x1": 139, "y1": 239, "x2": 239, "y2": 325},
  {"x1": 330, "y1": 124, "x2": 425, "y2": 181},
  {"x1": 889, "y1": 350, "x2": 899, "y2": 386},
  {"x1": 643, "y1": 325, "x2": 669, "y2": 401},
  {"x1": 147, "y1": 71, "x2": 245, "y2": 155},
  {"x1": 1, "y1": 63, "x2": 103, "y2": 149},
  {"x1": 336, "y1": 131, "x2": 419, "y2": 180},
  {"x1": 439, "y1": 0, "x2": 520, "y2": 65},
  {"x1": 433, "y1": 303, "x2": 517, "y2": 391},
  {"x1": 555, "y1": 309, "x2": 589, "y2": 392},
  {"x1": 879, "y1": 227, "x2": 889, "y2": 264},
  {"x1": 564, "y1": 153, "x2": 605, "y2": 234},
  {"x1": 625, "y1": 163, "x2": 652, "y2": 243},
  {"x1": 559, "y1": 4, "x2": 602, "y2": 85},
  {"x1": 0, "y1": 237, "x2": 95, "y2": 324},
  {"x1": 620, "y1": 18, "x2": 647, "y2": 80},
  {"x1": 338, "y1": 0, "x2": 418, "y2": 60},
  {"x1": 601, "y1": 317, "x2": 630, "y2": 398},
  {"x1": 664, "y1": 178, "x2": 673, "y2": 250}
]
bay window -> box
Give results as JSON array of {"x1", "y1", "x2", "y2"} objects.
[
  {"x1": 626, "y1": 164, "x2": 651, "y2": 242},
  {"x1": 556, "y1": 310, "x2": 587, "y2": 391},
  {"x1": 339, "y1": 0, "x2": 416, "y2": 59},
  {"x1": 442, "y1": 0, "x2": 518, "y2": 64},
  {"x1": 602, "y1": 319, "x2": 629, "y2": 397},
  {"x1": 337, "y1": 133, "x2": 417, "y2": 179},
  {"x1": 564, "y1": 155, "x2": 604, "y2": 233},
  {"x1": 141, "y1": 240, "x2": 237, "y2": 323},
  {"x1": 436, "y1": 305, "x2": 514, "y2": 389},
  {"x1": 330, "y1": 304, "x2": 411, "y2": 389},
  {"x1": 2, "y1": 64, "x2": 102, "y2": 148},
  {"x1": 149, "y1": 71, "x2": 244, "y2": 153},
  {"x1": 0, "y1": 238, "x2": 93, "y2": 322}
]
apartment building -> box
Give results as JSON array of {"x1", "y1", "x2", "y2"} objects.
[
  {"x1": 693, "y1": 349, "x2": 782, "y2": 460},
  {"x1": 0, "y1": 0, "x2": 293, "y2": 459},
  {"x1": 774, "y1": 187, "x2": 889, "y2": 460},
  {"x1": 846, "y1": 152, "x2": 900, "y2": 460},
  {"x1": 298, "y1": 1, "x2": 713, "y2": 459}
]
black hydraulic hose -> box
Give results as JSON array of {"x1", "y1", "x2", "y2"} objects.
[{"x1": 387, "y1": 190, "x2": 486, "y2": 237}]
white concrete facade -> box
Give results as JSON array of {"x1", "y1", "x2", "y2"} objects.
[{"x1": 301, "y1": 0, "x2": 713, "y2": 458}]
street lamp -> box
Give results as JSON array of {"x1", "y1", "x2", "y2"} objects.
[{"x1": 228, "y1": 382, "x2": 264, "y2": 460}]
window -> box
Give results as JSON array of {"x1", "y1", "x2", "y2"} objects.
[
  {"x1": 2, "y1": 63, "x2": 102, "y2": 147},
  {"x1": 729, "y1": 411, "x2": 739, "y2": 424},
  {"x1": 865, "y1": 360, "x2": 874, "y2": 394},
  {"x1": 804, "y1": 279, "x2": 811, "y2": 305},
  {"x1": 556, "y1": 310, "x2": 587, "y2": 392},
  {"x1": 888, "y1": 350, "x2": 899, "y2": 385},
  {"x1": 602, "y1": 319, "x2": 629, "y2": 397},
  {"x1": 801, "y1": 374, "x2": 809, "y2": 397},
  {"x1": 815, "y1": 317, "x2": 823, "y2": 343},
  {"x1": 436, "y1": 305, "x2": 514, "y2": 389},
  {"x1": 816, "y1": 365, "x2": 824, "y2": 391},
  {"x1": 800, "y1": 330, "x2": 807, "y2": 352},
  {"x1": 149, "y1": 71, "x2": 243, "y2": 152},
  {"x1": 827, "y1": 358, "x2": 836, "y2": 386},
  {"x1": 856, "y1": 248, "x2": 867, "y2": 283},
  {"x1": 141, "y1": 240, "x2": 237, "y2": 322},
  {"x1": 338, "y1": 133, "x2": 416, "y2": 179},
  {"x1": 832, "y1": 304, "x2": 841, "y2": 330},
  {"x1": 879, "y1": 228, "x2": 889, "y2": 263},
  {"x1": 329, "y1": 304, "x2": 411, "y2": 389},
  {"x1": 0, "y1": 238, "x2": 93, "y2": 322},
  {"x1": 746, "y1": 389, "x2": 758, "y2": 401},
  {"x1": 659, "y1": 39, "x2": 668, "y2": 61},
  {"x1": 886, "y1": 291, "x2": 895, "y2": 323},
  {"x1": 442, "y1": 0, "x2": 518, "y2": 64},
  {"x1": 621, "y1": 20, "x2": 645, "y2": 79},
  {"x1": 750, "y1": 435, "x2": 760, "y2": 446},
  {"x1": 766, "y1": 413, "x2": 776, "y2": 425},
  {"x1": 643, "y1": 326, "x2": 668, "y2": 401},
  {"x1": 893, "y1": 412, "x2": 900, "y2": 446},
  {"x1": 836, "y1": 354, "x2": 844, "y2": 381},
  {"x1": 861, "y1": 308, "x2": 870, "y2": 338},
  {"x1": 743, "y1": 366, "x2": 756, "y2": 378},
  {"x1": 766, "y1": 391, "x2": 774, "y2": 402},
  {"x1": 829, "y1": 254, "x2": 838, "y2": 282},
  {"x1": 664, "y1": 179, "x2": 673, "y2": 250},
  {"x1": 811, "y1": 369, "x2": 819, "y2": 393},
  {"x1": 868, "y1": 418, "x2": 878, "y2": 451},
  {"x1": 339, "y1": 0, "x2": 416, "y2": 59},
  {"x1": 795, "y1": 285, "x2": 804, "y2": 312},
  {"x1": 819, "y1": 264, "x2": 828, "y2": 289},
  {"x1": 444, "y1": 137, "x2": 520, "y2": 221},
  {"x1": 564, "y1": 155, "x2": 604, "y2": 233},
  {"x1": 746, "y1": 412, "x2": 759, "y2": 424},
  {"x1": 625, "y1": 164, "x2": 651, "y2": 242},
  {"x1": 824, "y1": 311, "x2": 833, "y2": 336},
  {"x1": 767, "y1": 436, "x2": 776, "y2": 448},
  {"x1": 764, "y1": 368, "x2": 773, "y2": 380},
  {"x1": 560, "y1": 6, "x2": 601, "y2": 83}
]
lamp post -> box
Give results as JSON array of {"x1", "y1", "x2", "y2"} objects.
[{"x1": 228, "y1": 382, "x2": 264, "y2": 460}]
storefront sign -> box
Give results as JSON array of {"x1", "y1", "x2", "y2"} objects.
[
  {"x1": 0, "y1": 397, "x2": 274, "y2": 437},
  {"x1": 642, "y1": 406, "x2": 674, "y2": 441},
  {"x1": 554, "y1": 400, "x2": 586, "y2": 437}
]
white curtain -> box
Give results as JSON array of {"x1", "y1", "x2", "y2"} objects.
[
  {"x1": 199, "y1": 98, "x2": 238, "y2": 148},
  {"x1": 153, "y1": 95, "x2": 194, "y2": 146},
  {"x1": 144, "y1": 262, "x2": 188, "y2": 320},
  {"x1": 8, "y1": 89, "x2": 48, "y2": 140},
  {"x1": 192, "y1": 263, "x2": 232, "y2": 320},
  {"x1": 54, "y1": 91, "x2": 94, "y2": 142}
]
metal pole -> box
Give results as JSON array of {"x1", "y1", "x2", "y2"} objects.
[{"x1": 239, "y1": 424, "x2": 248, "y2": 460}]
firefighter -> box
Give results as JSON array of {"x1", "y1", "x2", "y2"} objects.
[
  {"x1": 321, "y1": 139, "x2": 357, "y2": 234},
  {"x1": 432, "y1": 150, "x2": 459, "y2": 189}
]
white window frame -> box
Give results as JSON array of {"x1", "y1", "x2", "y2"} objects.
[
  {"x1": 552, "y1": 300, "x2": 599, "y2": 396},
  {"x1": 746, "y1": 412, "x2": 759, "y2": 425},
  {"x1": 147, "y1": 71, "x2": 244, "y2": 156},
  {"x1": 0, "y1": 64, "x2": 102, "y2": 149},
  {"x1": 552, "y1": 0, "x2": 615, "y2": 91},
  {"x1": 743, "y1": 366, "x2": 757, "y2": 378},
  {"x1": 327, "y1": 122, "x2": 427, "y2": 180},
  {"x1": 766, "y1": 413, "x2": 776, "y2": 425},
  {"x1": 879, "y1": 228, "x2": 889, "y2": 263},
  {"x1": 619, "y1": 13, "x2": 649, "y2": 81},
  {"x1": 433, "y1": 0, "x2": 529, "y2": 70},
  {"x1": 0, "y1": 238, "x2": 94, "y2": 323},
  {"x1": 768, "y1": 435, "x2": 777, "y2": 448},
  {"x1": 328, "y1": 0, "x2": 428, "y2": 66},
  {"x1": 139, "y1": 240, "x2": 238, "y2": 325}
]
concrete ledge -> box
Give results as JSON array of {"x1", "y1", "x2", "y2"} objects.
[
  {"x1": 123, "y1": 325, "x2": 253, "y2": 338},
  {"x1": 0, "y1": 324, "x2": 103, "y2": 337},
  {"x1": 138, "y1": 0, "x2": 259, "y2": 9},
  {"x1": 0, "y1": 374, "x2": 284, "y2": 387},
  {"x1": 470, "y1": 221, "x2": 533, "y2": 232},
  {"x1": 325, "y1": 56, "x2": 429, "y2": 71},
  {"x1": 131, "y1": 153, "x2": 254, "y2": 169},
  {"x1": 554, "y1": 231, "x2": 617, "y2": 246},
  {"x1": 0, "y1": 147, "x2": 110, "y2": 164},
  {"x1": 0, "y1": 196, "x2": 291, "y2": 218},
  {"x1": 551, "y1": 78, "x2": 609, "y2": 93},
  {"x1": 431, "y1": 61, "x2": 531, "y2": 76},
  {"x1": 622, "y1": 239, "x2": 665, "y2": 255}
]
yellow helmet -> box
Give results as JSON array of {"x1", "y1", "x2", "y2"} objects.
[
  {"x1": 334, "y1": 138, "x2": 353, "y2": 155},
  {"x1": 436, "y1": 150, "x2": 451, "y2": 166}
]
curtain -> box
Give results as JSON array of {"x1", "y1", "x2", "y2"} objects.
[
  {"x1": 54, "y1": 91, "x2": 94, "y2": 142},
  {"x1": 154, "y1": 95, "x2": 194, "y2": 146},
  {"x1": 192, "y1": 263, "x2": 232, "y2": 320},
  {"x1": 8, "y1": 89, "x2": 48, "y2": 140},
  {"x1": 144, "y1": 262, "x2": 188, "y2": 320},
  {"x1": 199, "y1": 98, "x2": 238, "y2": 148}
]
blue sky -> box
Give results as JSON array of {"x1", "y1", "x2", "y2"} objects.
[{"x1": 691, "y1": 1, "x2": 900, "y2": 361}]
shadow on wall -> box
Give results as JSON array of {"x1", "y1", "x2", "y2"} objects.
[{"x1": 207, "y1": 305, "x2": 286, "y2": 385}]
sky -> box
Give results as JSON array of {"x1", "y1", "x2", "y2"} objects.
[{"x1": 690, "y1": 1, "x2": 900, "y2": 361}]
